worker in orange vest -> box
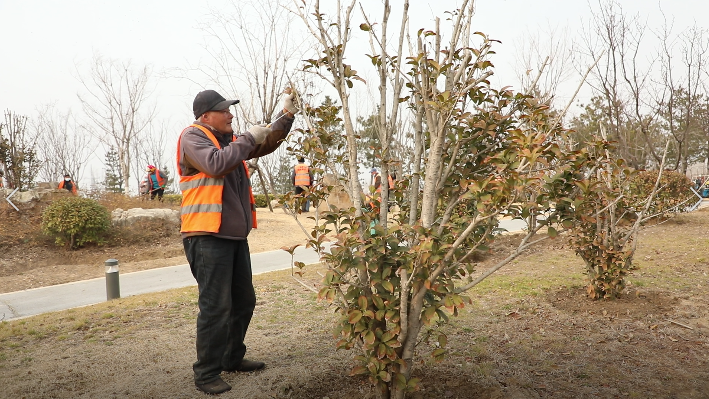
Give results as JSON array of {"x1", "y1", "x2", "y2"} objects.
[
  {"x1": 291, "y1": 157, "x2": 313, "y2": 212},
  {"x1": 371, "y1": 168, "x2": 396, "y2": 214},
  {"x1": 145, "y1": 165, "x2": 167, "y2": 201},
  {"x1": 177, "y1": 88, "x2": 297, "y2": 395},
  {"x1": 371, "y1": 168, "x2": 395, "y2": 194},
  {"x1": 57, "y1": 174, "x2": 78, "y2": 194}
]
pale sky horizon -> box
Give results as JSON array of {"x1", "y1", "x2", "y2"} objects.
[{"x1": 1, "y1": 0, "x2": 705, "y2": 191}]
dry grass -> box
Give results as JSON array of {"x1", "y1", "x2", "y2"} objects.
[
  {"x1": 0, "y1": 194, "x2": 316, "y2": 294},
  {"x1": 0, "y1": 208, "x2": 708, "y2": 398}
]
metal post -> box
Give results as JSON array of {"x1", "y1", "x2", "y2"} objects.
[{"x1": 104, "y1": 259, "x2": 120, "y2": 300}]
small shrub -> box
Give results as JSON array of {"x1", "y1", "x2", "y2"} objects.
[
  {"x1": 629, "y1": 170, "x2": 694, "y2": 216},
  {"x1": 253, "y1": 194, "x2": 278, "y2": 208},
  {"x1": 41, "y1": 197, "x2": 111, "y2": 249},
  {"x1": 161, "y1": 194, "x2": 182, "y2": 205}
]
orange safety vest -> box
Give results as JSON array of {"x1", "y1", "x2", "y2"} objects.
[
  {"x1": 294, "y1": 164, "x2": 311, "y2": 186},
  {"x1": 148, "y1": 170, "x2": 166, "y2": 188},
  {"x1": 375, "y1": 174, "x2": 394, "y2": 194},
  {"x1": 176, "y1": 124, "x2": 257, "y2": 233},
  {"x1": 58, "y1": 180, "x2": 78, "y2": 194}
]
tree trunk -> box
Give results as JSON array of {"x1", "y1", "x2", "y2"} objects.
[{"x1": 257, "y1": 169, "x2": 273, "y2": 212}]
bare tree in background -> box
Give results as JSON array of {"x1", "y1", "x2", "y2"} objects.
[
  {"x1": 0, "y1": 110, "x2": 41, "y2": 190},
  {"x1": 33, "y1": 104, "x2": 94, "y2": 184},
  {"x1": 77, "y1": 54, "x2": 156, "y2": 194},
  {"x1": 131, "y1": 120, "x2": 172, "y2": 194},
  {"x1": 192, "y1": 0, "x2": 304, "y2": 126},
  {"x1": 182, "y1": 0, "x2": 308, "y2": 210},
  {"x1": 581, "y1": 0, "x2": 657, "y2": 169},
  {"x1": 515, "y1": 25, "x2": 575, "y2": 107},
  {"x1": 259, "y1": 144, "x2": 290, "y2": 192},
  {"x1": 656, "y1": 22, "x2": 709, "y2": 173}
]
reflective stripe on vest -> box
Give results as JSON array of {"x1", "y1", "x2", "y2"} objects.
[
  {"x1": 294, "y1": 164, "x2": 310, "y2": 186},
  {"x1": 176, "y1": 124, "x2": 257, "y2": 233}
]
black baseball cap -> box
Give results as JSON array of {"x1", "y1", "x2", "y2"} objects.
[{"x1": 193, "y1": 90, "x2": 240, "y2": 119}]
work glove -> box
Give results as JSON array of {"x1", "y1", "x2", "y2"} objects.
[
  {"x1": 248, "y1": 124, "x2": 272, "y2": 144},
  {"x1": 283, "y1": 92, "x2": 299, "y2": 115}
]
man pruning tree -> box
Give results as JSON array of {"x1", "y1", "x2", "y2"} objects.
[{"x1": 177, "y1": 88, "x2": 298, "y2": 395}]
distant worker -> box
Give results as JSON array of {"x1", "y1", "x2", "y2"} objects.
[
  {"x1": 371, "y1": 167, "x2": 395, "y2": 194},
  {"x1": 139, "y1": 178, "x2": 150, "y2": 199},
  {"x1": 58, "y1": 174, "x2": 77, "y2": 194},
  {"x1": 146, "y1": 165, "x2": 167, "y2": 201},
  {"x1": 371, "y1": 167, "x2": 397, "y2": 212},
  {"x1": 370, "y1": 168, "x2": 381, "y2": 191},
  {"x1": 291, "y1": 157, "x2": 313, "y2": 212}
]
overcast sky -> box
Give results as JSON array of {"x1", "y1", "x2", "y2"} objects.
[{"x1": 0, "y1": 0, "x2": 704, "y2": 188}]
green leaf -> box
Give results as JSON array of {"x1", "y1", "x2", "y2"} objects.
[
  {"x1": 350, "y1": 366, "x2": 368, "y2": 376},
  {"x1": 547, "y1": 226, "x2": 558, "y2": 238},
  {"x1": 422, "y1": 306, "x2": 437, "y2": 325},
  {"x1": 407, "y1": 377, "x2": 421, "y2": 392},
  {"x1": 377, "y1": 370, "x2": 391, "y2": 382},
  {"x1": 372, "y1": 295, "x2": 384, "y2": 309},
  {"x1": 431, "y1": 348, "x2": 446, "y2": 362},
  {"x1": 358, "y1": 295, "x2": 368, "y2": 310},
  {"x1": 438, "y1": 333, "x2": 448, "y2": 348},
  {"x1": 348, "y1": 310, "x2": 363, "y2": 324}
]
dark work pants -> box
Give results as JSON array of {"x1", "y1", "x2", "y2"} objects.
[
  {"x1": 183, "y1": 236, "x2": 256, "y2": 384},
  {"x1": 294, "y1": 186, "x2": 310, "y2": 212},
  {"x1": 150, "y1": 188, "x2": 164, "y2": 201}
]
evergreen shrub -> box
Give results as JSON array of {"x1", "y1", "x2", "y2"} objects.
[
  {"x1": 42, "y1": 197, "x2": 111, "y2": 249},
  {"x1": 628, "y1": 170, "x2": 694, "y2": 216},
  {"x1": 253, "y1": 194, "x2": 276, "y2": 208}
]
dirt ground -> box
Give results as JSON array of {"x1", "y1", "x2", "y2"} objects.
[{"x1": 1, "y1": 198, "x2": 708, "y2": 398}]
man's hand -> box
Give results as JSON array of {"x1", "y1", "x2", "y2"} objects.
[
  {"x1": 248, "y1": 124, "x2": 272, "y2": 144},
  {"x1": 283, "y1": 92, "x2": 299, "y2": 115}
]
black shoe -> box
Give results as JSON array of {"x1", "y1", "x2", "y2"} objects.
[
  {"x1": 224, "y1": 359, "x2": 266, "y2": 373},
  {"x1": 195, "y1": 377, "x2": 232, "y2": 395}
]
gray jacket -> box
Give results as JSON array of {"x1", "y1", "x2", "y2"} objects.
[{"x1": 178, "y1": 111, "x2": 294, "y2": 239}]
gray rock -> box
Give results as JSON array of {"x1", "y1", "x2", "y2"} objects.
[
  {"x1": 111, "y1": 207, "x2": 180, "y2": 226},
  {"x1": 0, "y1": 188, "x2": 71, "y2": 204}
]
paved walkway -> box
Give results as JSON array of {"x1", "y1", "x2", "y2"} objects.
[{"x1": 0, "y1": 245, "x2": 322, "y2": 322}]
